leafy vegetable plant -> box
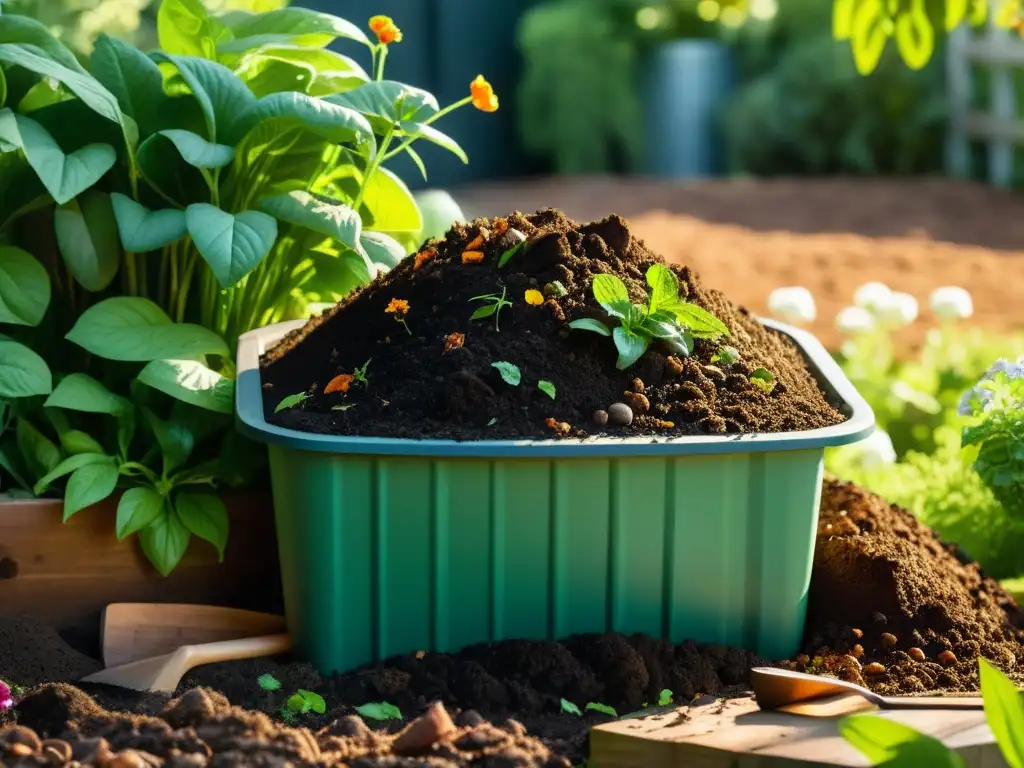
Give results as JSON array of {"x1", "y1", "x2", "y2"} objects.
[
  {"x1": 470, "y1": 288, "x2": 512, "y2": 331},
  {"x1": 560, "y1": 698, "x2": 581, "y2": 716},
  {"x1": 491, "y1": 361, "x2": 521, "y2": 386},
  {"x1": 355, "y1": 701, "x2": 403, "y2": 720},
  {"x1": 258, "y1": 673, "x2": 282, "y2": 691},
  {"x1": 568, "y1": 264, "x2": 728, "y2": 370},
  {"x1": 286, "y1": 689, "x2": 327, "y2": 716},
  {"x1": 0, "y1": 0, "x2": 497, "y2": 574}
]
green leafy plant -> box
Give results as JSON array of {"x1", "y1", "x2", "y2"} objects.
[
  {"x1": 355, "y1": 701, "x2": 402, "y2": 720},
  {"x1": 285, "y1": 689, "x2": 326, "y2": 716},
  {"x1": 491, "y1": 361, "x2": 521, "y2": 387},
  {"x1": 841, "y1": 659, "x2": 1023, "y2": 767},
  {"x1": 568, "y1": 264, "x2": 728, "y2": 370},
  {"x1": 498, "y1": 237, "x2": 528, "y2": 268},
  {"x1": 274, "y1": 391, "x2": 309, "y2": 413},
  {"x1": 586, "y1": 702, "x2": 617, "y2": 717},
  {"x1": 538, "y1": 380, "x2": 556, "y2": 399},
  {"x1": 711, "y1": 346, "x2": 739, "y2": 365},
  {"x1": 258, "y1": 673, "x2": 281, "y2": 691},
  {"x1": 560, "y1": 698, "x2": 582, "y2": 716},
  {"x1": 658, "y1": 689, "x2": 674, "y2": 706},
  {"x1": 749, "y1": 368, "x2": 775, "y2": 393},
  {"x1": 0, "y1": 0, "x2": 497, "y2": 575},
  {"x1": 470, "y1": 288, "x2": 512, "y2": 331}
]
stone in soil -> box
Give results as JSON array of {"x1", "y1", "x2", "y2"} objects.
[
  {"x1": 261, "y1": 208, "x2": 845, "y2": 441},
  {"x1": 2, "y1": 479, "x2": 1022, "y2": 765}
]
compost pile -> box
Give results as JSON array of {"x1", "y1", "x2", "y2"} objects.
[
  {"x1": 3, "y1": 479, "x2": 1023, "y2": 766},
  {"x1": 791, "y1": 478, "x2": 1024, "y2": 695},
  {"x1": 261, "y1": 209, "x2": 846, "y2": 440}
]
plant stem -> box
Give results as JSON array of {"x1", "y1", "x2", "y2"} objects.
[
  {"x1": 353, "y1": 126, "x2": 395, "y2": 212},
  {"x1": 381, "y1": 97, "x2": 472, "y2": 161},
  {"x1": 374, "y1": 45, "x2": 387, "y2": 81}
]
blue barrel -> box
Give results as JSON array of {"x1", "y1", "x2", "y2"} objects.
[{"x1": 644, "y1": 39, "x2": 733, "y2": 178}]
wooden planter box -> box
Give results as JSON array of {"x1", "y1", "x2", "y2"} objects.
[{"x1": 0, "y1": 493, "x2": 283, "y2": 633}]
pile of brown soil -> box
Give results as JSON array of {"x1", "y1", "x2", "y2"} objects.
[
  {"x1": 792, "y1": 478, "x2": 1024, "y2": 694},
  {"x1": 262, "y1": 209, "x2": 845, "y2": 441},
  {"x1": 2, "y1": 479, "x2": 1022, "y2": 765}
]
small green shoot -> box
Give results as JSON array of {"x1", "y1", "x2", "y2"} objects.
[
  {"x1": 491, "y1": 361, "x2": 521, "y2": 386},
  {"x1": 332, "y1": 404, "x2": 356, "y2": 411},
  {"x1": 586, "y1": 702, "x2": 618, "y2": 717},
  {"x1": 749, "y1": 368, "x2": 776, "y2": 393},
  {"x1": 258, "y1": 673, "x2": 281, "y2": 691},
  {"x1": 275, "y1": 391, "x2": 309, "y2": 413},
  {"x1": 356, "y1": 702, "x2": 403, "y2": 720},
  {"x1": 470, "y1": 287, "x2": 513, "y2": 331},
  {"x1": 286, "y1": 689, "x2": 326, "y2": 715},
  {"x1": 487, "y1": 417, "x2": 498, "y2": 426},
  {"x1": 544, "y1": 280, "x2": 568, "y2": 298},
  {"x1": 568, "y1": 264, "x2": 728, "y2": 370},
  {"x1": 538, "y1": 380, "x2": 556, "y2": 399},
  {"x1": 498, "y1": 237, "x2": 528, "y2": 268},
  {"x1": 560, "y1": 698, "x2": 582, "y2": 716},
  {"x1": 658, "y1": 689, "x2": 674, "y2": 706},
  {"x1": 353, "y1": 359, "x2": 371, "y2": 386},
  {"x1": 711, "y1": 346, "x2": 739, "y2": 365}
]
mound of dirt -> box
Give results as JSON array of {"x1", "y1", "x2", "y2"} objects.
[
  {"x1": 262, "y1": 209, "x2": 846, "y2": 441},
  {"x1": 794, "y1": 478, "x2": 1024, "y2": 694}
]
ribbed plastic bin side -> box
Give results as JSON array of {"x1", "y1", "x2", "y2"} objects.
[{"x1": 237, "y1": 319, "x2": 874, "y2": 674}]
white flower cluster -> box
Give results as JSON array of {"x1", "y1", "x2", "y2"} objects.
[
  {"x1": 767, "y1": 286, "x2": 816, "y2": 325},
  {"x1": 834, "y1": 282, "x2": 919, "y2": 334},
  {"x1": 958, "y1": 355, "x2": 1024, "y2": 416}
]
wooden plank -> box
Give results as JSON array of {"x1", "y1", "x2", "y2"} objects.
[
  {"x1": 0, "y1": 493, "x2": 283, "y2": 631},
  {"x1": 589, "y1": 695, "x2": 1007, "y2": 768}
]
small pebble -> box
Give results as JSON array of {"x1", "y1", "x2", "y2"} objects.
[
  {"x1": 622, "y1": 391, "x2": 650, "y2": 414},
  {"x1": 851, "y1": 628, "x2": 864, "y2": 640},
  {"x1": 607, "y1": 403, "x2": 633, "y2": 426},
  {"x1": 864, "y1": 662, "x2": 886, "y2": 675},
  {"x1": 908, "y1": 647, "x2": 926, "y2": 662},
  {"x1": 938, "y1": 650, "x2": 957, "y2": 667},
  {"x1": 592, "y1": 409, "x2": 609, "y2": 427},
  {"x1": 872, "y1": 612, "x2": 887, "y2": 625},
  {"x1": 851, "y1": 644, "x2": 864, "y2": 658},
  {"x1": 630, "y1": 378, "x2": 645, "y2": 393},
  {"x1": 881, "y1": 633, "x2": 897, "y2": 648}
]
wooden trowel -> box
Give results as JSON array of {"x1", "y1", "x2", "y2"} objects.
[
  {"x1": 751, "y1": 667, "x2": 983, "y2": 717},
  {"x1": 100, "y1": 603, "x2": 286, "y2": 667},
  {"x1": 80, "y1": 633, "x2": 292, "y2": 693}
]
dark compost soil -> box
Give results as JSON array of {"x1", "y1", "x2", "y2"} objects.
[
  {"x1": 262, "y1": 209, "x2": 846, "y2": 441},
  {"x1": 3, "y1": 478, "x2": 1022, "y2": 766}
]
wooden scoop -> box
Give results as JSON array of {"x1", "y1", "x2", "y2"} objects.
[
  {"x1": 100, "y1": 603, "x2": 286, "y2": 667},
  {"x1": 80, "y1": 633, "x2": 291, "y2": 693},
  {"x1": 751, "y1": 667, "x2": 983, "y2": 716}
]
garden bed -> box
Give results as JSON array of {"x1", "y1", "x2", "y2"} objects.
[
  {"x1": 452, "y1": 177, "x2": 1024, "y2": 350},
  {"x1": 3, "y1": 478, "x2": 1020, "y2": 766}
]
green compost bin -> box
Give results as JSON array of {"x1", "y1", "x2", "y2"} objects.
[{"x1": 236, "y1": 319, "x2": 875, "y2": 674}]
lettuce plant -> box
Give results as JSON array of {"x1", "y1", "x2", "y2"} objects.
[{"x1": 0, "y1": 0, "x2": 495, "y2": 574}]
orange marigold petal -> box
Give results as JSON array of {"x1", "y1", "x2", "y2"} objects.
[
  {"x1": 466, "y1": 234, "x2": 485, "y2": 250},
  {"x1": 325, "y1": 374, "x2": 354, "y2": 394},
  {"x1": 385, "y1": 298, "x2": 410, "y2": 314},
  {"x1": 461, "y1": 250, "x2": 485, "y2": 264},
  {"x1": 524, "y1": 289, "x2": 544, "y2": 306}
]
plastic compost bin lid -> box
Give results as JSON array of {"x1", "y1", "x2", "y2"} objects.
[{"x1": 235, "y1": 317, "x2": 876, "y2": 458}]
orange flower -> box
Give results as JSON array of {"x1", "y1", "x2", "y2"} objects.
[
  {"x1": 524, "y1": 289, "x2": 544, "y2": 306},
  {"x1": 385, "y1": 298, "x2": 409, "y2": 316},
  {"x1": 369, "y1": 15, "x2": 402, "y2": 45},
  {"x1": 324, "y1": 374, "x2": 354, "y2": 394},
  {"x1": 461, "y1": 250, "x2": 485, "y2": 264},
  {"x1": 443, "y1": 332, "x2": 465, "y2": 354},
  {"x1": 414, "y1": 247, "x2": 436, "y2": 271},
  {"x1": 470, "y1": 75, "x2": 499, "y2": 113},
  {"x1": 545, "y1": 417, "x2": 570, "y2": 436}
]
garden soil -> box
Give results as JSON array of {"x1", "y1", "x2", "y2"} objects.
[
  {"x1": 452, "y1": 177, "x2": 1024, "y2": 351},
  {"x1": 3, "y1": 479, "x2": 1023, "y2": 766},
  {"x1": 262, "y1": 208, "x2": 846, "y2": 441}
]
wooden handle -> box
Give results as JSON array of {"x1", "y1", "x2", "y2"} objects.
[
  {"x1": 183, "y1": 633, "x2": 291, "y2": 668},
  {"x1": 884, "y1": 696, "x2": 983, "y2": 710}
]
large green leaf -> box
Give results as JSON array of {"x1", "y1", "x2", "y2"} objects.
[
  {"x1": 90, "y1": 34, "x2": 171, "y2": 137},
  {"x1": 840, "y1": 716, "x2": 963, "y2": 767},
  {"x1": 0, "y1": 43, "x2": 134, "y2": 145},
  {"x1": 360, "y1": 230, "x2": 406, "y2": 271},
  {"x1": 226, "y1": 91, "x2": 374, "y2": 149},
  {"x1": 399, "y1": 121, "x2": 467, "y2": 163},
  {"x1": 234, "y1": 45, "x2": 368, "y2": 97},
  {"x1": 116, "y1": 487, "x2": 166, "y2": 540},
  {"x1": 358, "y1": 167, "x2": 422, "y2": 251},
  {"x1": 110, "y1": 193, "x2": 188, "y2": 253},
  {"x1": 142, "y1": 408, "x2": 194, "y2": 474},
  {"x1": 66, "y1": 296, "x2": 230, "y2": 361},
  {"x1": 159, "y1": 129, "x2": 234, "y2": 169},
  {"x1": 0, "y1": 245, "x2": 50, "y2": 326},
  {"x1": 0, "y1": 334, "x2": 51, "y2": 398},
  {"x1": 53, "y1": 191, "x2": 121, "y2": 292},
  {"x1": 0, "y1": 68, "x2": 6, "y2": 110},
  {"x1": 17, "y1": 78, "x2": 66, "y2": 113},
  {"x1": 44, "y1": 373, "x2": 129, "y2": 415},
  {"x1": 17, "y1": 417, "x2": 60, "y2": 480},
  {"x1": 151, "y1": 52, "x2": 256, "y2": 142},
  {"x1": 258, "y1": 190, "x2": 361, "y2": 249},
  {"x1": 0, "y1": 16, "x2": 86, "y2": 74},
  {"x1": 306, "y1": 250, "x2": 373, "y2": 299},
  {"x1": 217, "y1": 7, "x2": 370, "y2": 53},
  {"x1": 0, "y1": 151, "x2": 47, "y2": 230},
  {"x1": 980, "y1": 659, "x2": 1024, "y2": 768},
  {"x1": 136, "y1": 132, "x2": 208, "y2": 206},
  {"x1": 139, "y1": 507, "x2": 192, "y2": 576},
  {"x1": 0, "y1": 110, "x2": 115, "y2": 205},
  {"x1": 34, "y1": 452, "x2": 112, "y2": 495},
  {"x1": 326, "y1": 81, "x2": 438, "y2": 133},
  {"x1": 185, "y1": 204, "x2": 278, "y2": 288},
  {"x1": 174, "y1": 492, "x2": 228, "y2": 561},
  {"x1": 158, "y1": 0, "x2": 227, "y2": 59},
  {"x1": 63, "y1": 461, "x2": 120, "y2": 521},
  {"x1": 137, "y1": 358, "x2": 234, "y2": 414}
]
